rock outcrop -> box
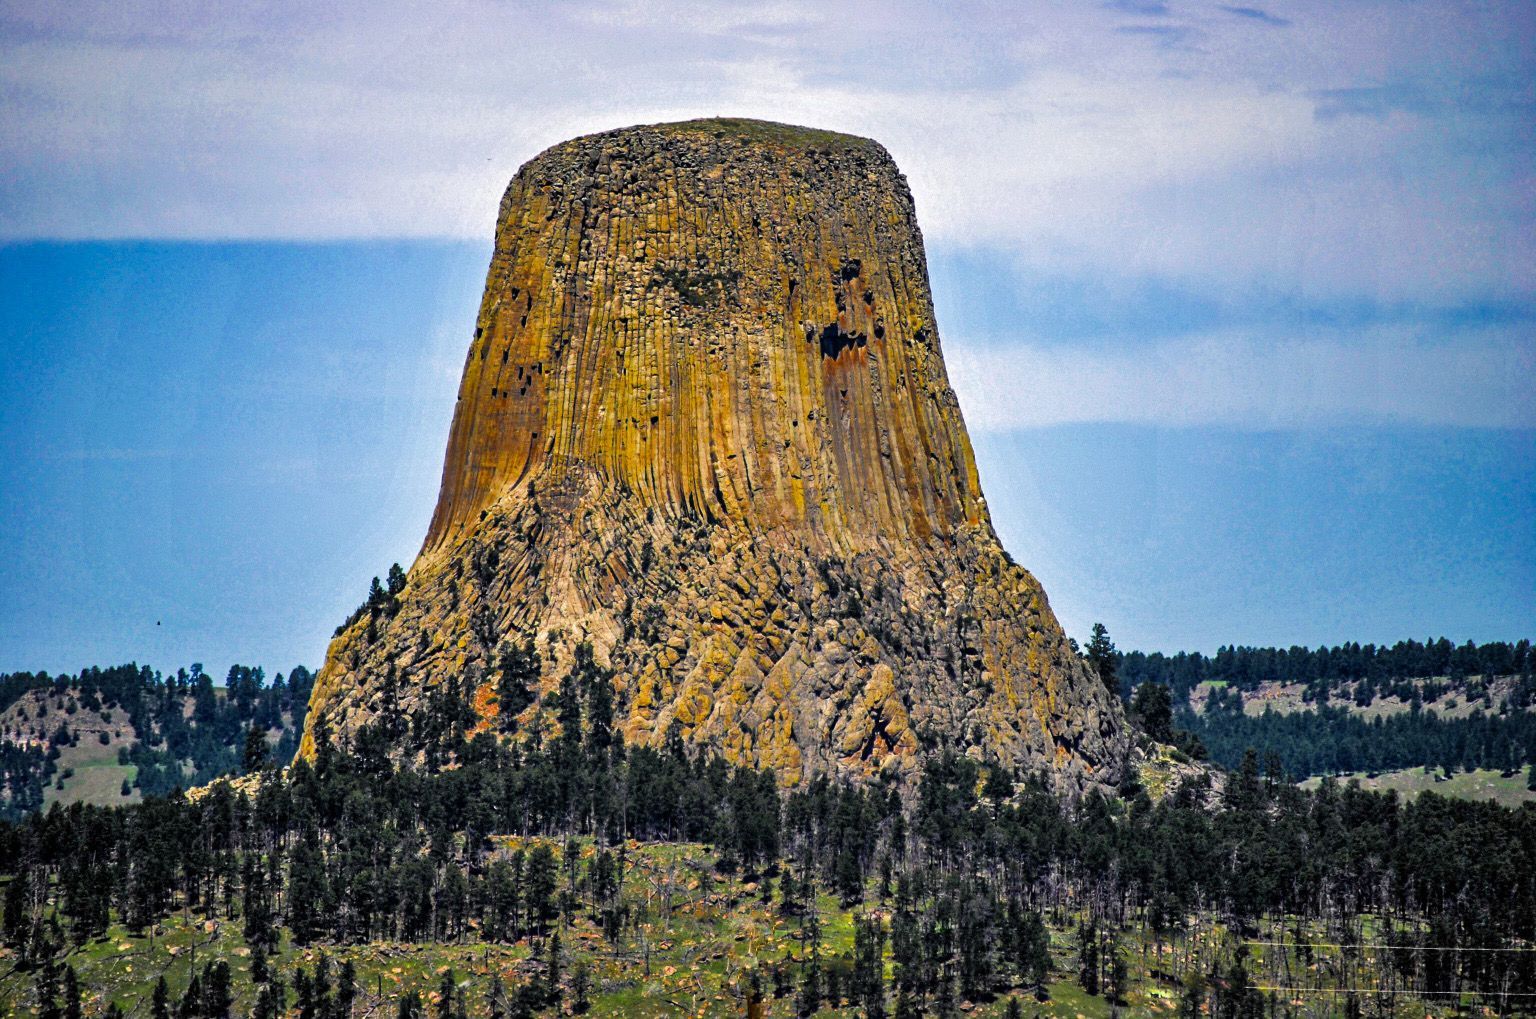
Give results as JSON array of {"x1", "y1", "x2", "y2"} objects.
[{"x1": 301, "y1": 118, "x2": 1127, "y2": 791}]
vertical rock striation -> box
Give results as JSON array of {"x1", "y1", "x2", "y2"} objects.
[{"x1": 302, "y1": 118, "x2": 1127, "y2": 791}]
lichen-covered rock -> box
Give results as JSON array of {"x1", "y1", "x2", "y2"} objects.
[{"x1": 301, "y1": 118, "x2": 1128, "y2": 793}]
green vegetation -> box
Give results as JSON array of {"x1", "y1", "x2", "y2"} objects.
[
  {"x1": 15, "y1": 847, "x2": 1496, "y2": 1018},
  {"x1": 6, "y1": 632, "x2": 1536, "y2": 1016},
  {"x1": 1085, "y1": 623, "x2": 1117, "y2": 697},
  {"x1": 650, "y1": 258, "x2": 742, "y2": 309},
  {"x1": 41, "y1": 736, "x2": 135, "y2": 811},
  {"x1": 0, "y1": 663, "x2": 310, "y2": 820},
  {"x1": 1177, "y1": 694, "x2": 1536, "y2": 779},
  {"x1": 1112, "y1": 630, "x2": 1535, "y2": 782},
  {"x1": 4, "y1": 636, "x2": 1535, "y2": 1017},
  {"x1": 1120, "y1": 635, "x2": 1532, "y2": 707},
  {"x1": 334, "y1": 563, "x2": 407, "y2": 638},
  {"x1": 1300, "y1": 766, "x2": 1536, "y2": 808}
]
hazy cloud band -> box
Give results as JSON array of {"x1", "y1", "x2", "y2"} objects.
[{"x1": 949, "y1": 328, "x2": 1536, "y2": 430}]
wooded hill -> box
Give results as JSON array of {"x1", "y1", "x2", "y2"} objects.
[
  {"x1": 2, "y1": 637, "x2": 1535, "y2": 1017},
  {"x1": 0, "y1": 664, "x2": 310, "y2": 821}
]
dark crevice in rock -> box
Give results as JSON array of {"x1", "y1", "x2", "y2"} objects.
[{"x1": 819, "y1": 323, "x2": 868, "y2": 360}]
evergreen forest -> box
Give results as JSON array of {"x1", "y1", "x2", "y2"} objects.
[{"x1": 2, "y1": 633, "x2": 1533, "y2": 1017}]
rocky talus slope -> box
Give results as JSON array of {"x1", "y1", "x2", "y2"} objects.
[{"x1": 302, "y1": 118, "x2": 1127, "y2": 791}]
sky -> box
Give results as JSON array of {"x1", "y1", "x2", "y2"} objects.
[{"x1": 0, "y1": 0, "x2": 1532, "y2": 678}]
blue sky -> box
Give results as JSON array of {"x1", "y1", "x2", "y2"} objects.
[{"x1": 0, "y1": 1, "x2": 1532, "y2": 676}]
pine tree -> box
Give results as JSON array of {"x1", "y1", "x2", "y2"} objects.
[
  {"x1": 243, "y1": 863, "x2": 276, "y2": 952},
  {"x1": 313, "y1": 956, "x2": 334, "y2": 1019},
  {"x1": 525, "y1": 845, "x2": 557, "y2": 932},
  {"x1": 293, "y1": 967, "x2": 313, "y2": 1019},
  {"x1": 1178, "y1": 978, "x2": 1205, "y2": 1019},
  {"x1": 575, "y1": 643, "x2": 614, "y2": 756},
  {"x1": 571, "y1": 960, "x2": 591, "y2": 1014},
  {"x1": 397, "y1": 990, "x2": 421, "y2": 1019},
  {"x1": 243, "y1": 726, "x2": 270, "y2": 773},
  {"x1": 1021, "y1": 908, "x2": 1051, "y2": 996},
  {"x1": 367, "y1": 576, "x2": 387, "y2": 613},
  {"x1": 779, "y1": 868, "x2": 800, "y2": 916},
  {"x1": 35, "y1": 958, "x2": 62, "y2": 1019},
  {"x1": 151, "y1": 977, "x2": 171, "y2": 1019},
  {"x1": 835, "y1": 833, "x2": 864, "y2": 905},
  {"x1": 853, "y1": 914, "x2": 888, "y2": 1018},
  {"x1": 545, "y1": 929, "x2": 563, "y2": 1007},
  {"x1": 1, "y1": 868, "x2": 28, "y2": 949},
  {"x1": 1215, "y1": 951, "x2": 1262, "y2": 1019},
  {"x1": 337, "y1": 960, "x2": 357, "y2": 1019},
  {"x1": 203, "y1": 961, "x2": 234, "y2": 1019},
  {"x1": 1086, "y1": 624, "x2": 1118, "y2": 697},
  {"x1": 773, "y1": 964, "x2": 793, "y2": 1001},
  {"x1": 176, "y1": 971, "x2": 201, "y2": 1019},
  {"x1": 434, "y1": 970, "x2": 456, "y2": 1019},
  {"x1": 823, "y1": 965, "x2": 842, "y2": 1009},
  {"x1": 63, "y1": 966, "x2": 82, "y2": 1019},
  {"x1": 796, "y1": 958, "x2": 822, "y2": 1017},
  {"x1": 495, "y1": 638, "x2": 539, "y2": 731},
  {"x1": 252, "y1": 980, "x2": 287, "y2": 1019},
  {"x1": 1077, "y1": 922, "x2": 1100, "y2": 997},
  {"x1": 1131, "y1": 682, "x2": 1174, "y2": 743},
  {"x1": 487, "y1": 975, "x2": 507, "y2": 1019},
  {"x1": 387, "y1": 563, "x2": 407, "y2": 597},
  {"x1": 934, "y1": 964, "x2": 960, "y2": 1019},
  {"x1": 554, "y1": 670, "x2": 584, "y2": 756},
  {"x1": 1107, "y1": 939, "x2": 1128, "y2": 1006},
  {"x1": 287, "y1": 832, "x2": 331, "y2": 944}
]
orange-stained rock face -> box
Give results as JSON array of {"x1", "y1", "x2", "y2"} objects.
[
  {"x1": 301, "y1": 119, "x2": 1128, "y2": 792},
  {"x1": 426, "y1": 119, "x2": 983, "y2": 554}
]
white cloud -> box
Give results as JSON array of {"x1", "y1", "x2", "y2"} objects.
[
  {"x1": 946, "y1": 325, "x2": 1536, "y2": 430},
  {"x1": 0, "y1": 0, "x2": 1531, "y2": 307}
]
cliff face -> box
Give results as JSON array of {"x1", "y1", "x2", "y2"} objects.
[{"x1": 302, "y1": 118, "x2": 1127, "y2": 791}]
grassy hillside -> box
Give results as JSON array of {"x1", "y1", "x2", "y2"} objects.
[
  {"x1": 1300, "y1": 766, "x2": 1536, "y2": 808},
  {"x1": 1189, "y1": 674, "x2": 1532, "y2": 720},
  {"x1": 0, "y1": 689, "x2": 141, "y2": 809},
  {"x1": 0, "y1": 665, "x2": 308, "y2": 819}
]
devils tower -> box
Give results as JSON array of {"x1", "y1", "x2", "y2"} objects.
[{"x1": 302, "y1": 118, "x2": 1127, "y2": 791}]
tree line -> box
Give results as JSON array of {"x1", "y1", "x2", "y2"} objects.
[
  {"x1": 1119, "y1": 636, "x2": 1533, "y2": 703},
  {"x1": 1180, "y1": 698, "x2": 1536, "y2": 781}
]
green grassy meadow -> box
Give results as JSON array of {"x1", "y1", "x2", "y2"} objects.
[{"x1": 1299, "y1": 766, "x2": 1535, "y2": 808}]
